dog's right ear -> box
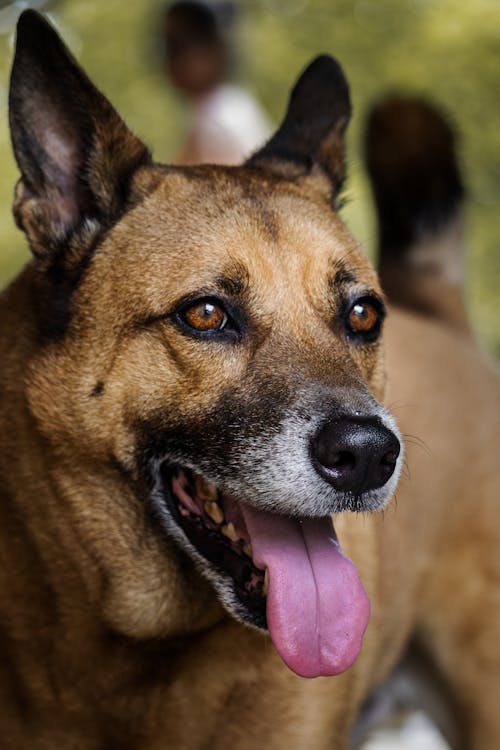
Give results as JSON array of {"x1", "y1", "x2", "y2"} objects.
[
  {"x1": 9, "y1": 10, "x2": 151, "y2": 266},
  {"x1": 247, "y1": 55, "x2": 351, "y2": 203}
]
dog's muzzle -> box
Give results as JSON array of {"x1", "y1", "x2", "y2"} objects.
[{"x1": 147, "y1": 400, "x2": 403, "y2": 680}]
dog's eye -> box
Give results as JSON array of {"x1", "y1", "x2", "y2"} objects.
[
  {"x1": 180, "y1": 300, "x2": 228, "y2": 333},
  {"x1": 345, "y1": 297, "x2": 384, "y2": 340},
  {"x1": 348, "y1": 302, "x2": 378, "y2": 333}
]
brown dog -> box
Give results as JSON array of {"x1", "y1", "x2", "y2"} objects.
[{"x1": 1, "y1": 10, "x2": 499, "y2": 749}]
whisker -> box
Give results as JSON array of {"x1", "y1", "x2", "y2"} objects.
[{"x1": 402, "y1": 433, "x2": 431, "y2": 456}]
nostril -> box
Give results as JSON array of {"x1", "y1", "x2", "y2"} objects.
[
  {"x1": 374, "y1": 444, "x2": 400, "y2": 486},
  {"x1": 326, "y1": 451, "x2": 356, "y2": 472},
  {"x1": 382, "y1": 450, "x2": 399, "y2": 467}
]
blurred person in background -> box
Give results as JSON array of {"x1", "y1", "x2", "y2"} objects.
[{"x1": 163, "y1": 0, "x2": 272, "y2": 165}]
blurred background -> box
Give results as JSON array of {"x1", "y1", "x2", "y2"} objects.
[{"x1": 0, "y1": 0, "x2": 499, "y2": 356}]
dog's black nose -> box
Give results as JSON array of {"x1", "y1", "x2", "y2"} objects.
[{"x1": 312, "y1": 417, "x2": 400, "y2": 493}]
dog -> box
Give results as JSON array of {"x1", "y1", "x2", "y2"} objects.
[{"x1": 1, "y1": 10, "x2": 499, "y2": 749}]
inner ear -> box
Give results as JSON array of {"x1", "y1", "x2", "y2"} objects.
[
  {"x1": 11, "y1": 103, "x2": 94, "y2": 252},
  {"x1": 9, "y1": 10, "x2": 151, "y2": 265},
  {"x1": 247, "y1": 55, "x2": 351, "y2": 201}
]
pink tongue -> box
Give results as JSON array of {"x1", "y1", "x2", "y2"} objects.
[{"x1": 241, "y1": 507, "x2": 370, "y2": 679}]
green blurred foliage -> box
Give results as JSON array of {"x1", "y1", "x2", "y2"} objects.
[{"x1": 0, "y1": 0, "x2": 499, "y2": 355}]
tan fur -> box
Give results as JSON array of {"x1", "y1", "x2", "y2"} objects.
[
  {"x1": 1, "y1": 163, "x2": 500, "y2": 748},
  {"x1": 1, "y1": 14, "x2": 500, "y2": 750}
]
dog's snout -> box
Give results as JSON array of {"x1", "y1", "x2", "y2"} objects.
[{"x1": 312, "y1": 417, "x2": 400, "y2": 493}]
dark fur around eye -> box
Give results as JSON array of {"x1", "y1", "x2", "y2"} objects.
[{"x1": 172, "y1": 295, "x2": 246, "y2": 343}]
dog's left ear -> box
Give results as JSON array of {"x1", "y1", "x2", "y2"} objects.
[
  {"x1": 247, "y1": 55, "x2": 351, "y2": 202},
  {"x1": 9, "y1": 10, "x2": 151, "y2": 265}
]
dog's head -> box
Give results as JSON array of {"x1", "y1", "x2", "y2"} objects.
[{"x1": 8, "y1": 11, "x2": 402, "y2": 678}]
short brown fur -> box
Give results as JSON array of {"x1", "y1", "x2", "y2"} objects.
[{"x1": 1, "y1": 12, "x2": 499, "y2": 750}]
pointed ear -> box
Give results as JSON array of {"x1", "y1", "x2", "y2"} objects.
[
  {"x1": 9, "y1": 10, "x2": 151, "y2": 265},
  {"x1": 247, "y1": 55, "x2": 351, "y2": 202}
]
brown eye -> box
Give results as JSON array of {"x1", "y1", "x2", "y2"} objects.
[
  {"x1": 346, "y1": 298, "x2": 383, "y2": 338},
  {"x1": 181, "y1": 301, "x2": 228, "y2": 332}
]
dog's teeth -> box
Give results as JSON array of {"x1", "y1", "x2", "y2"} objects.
[
  {"x1": 205, "y1": 501, "x2": 224, "y2": 524},
  {"x1": 263, "y1": 569, "x2": 269, "y2": 596},
  {"x1": 221, "y1": 522, "x2": 239, "y2": 542},
  {"x1": 195, "y1": 475, "x2": 218, "y2": 501},
  {"x1": 243, "y1": 543, "x2": 253, "y2": 558}
]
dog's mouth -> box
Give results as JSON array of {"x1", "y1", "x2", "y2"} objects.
[
  {"x1": 164, "y1": 466, "x2": 268, "y2": 625},
  {"x1": 157, "y1": 464, "x2": 371, "y2": 678}
]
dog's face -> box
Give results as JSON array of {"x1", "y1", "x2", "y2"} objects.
[{"x1": 8, "y1": 12, "x2": 402, "y2": 679}]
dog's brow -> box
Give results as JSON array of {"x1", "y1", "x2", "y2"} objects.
[
  {"x1": 330, "y1": 260, "x2": 358, "y2": 290},
  {"x1": 215, "y1": 268, "x2": 250, "y2": 298}
]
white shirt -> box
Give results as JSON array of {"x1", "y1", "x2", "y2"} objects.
[{"x1": 188, "y1": 83, "x2": 272, "y2": 165}]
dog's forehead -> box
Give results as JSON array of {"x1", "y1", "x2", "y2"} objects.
[{"x1": 109, "y1": 165, "x2": 377, "y2": 291}]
